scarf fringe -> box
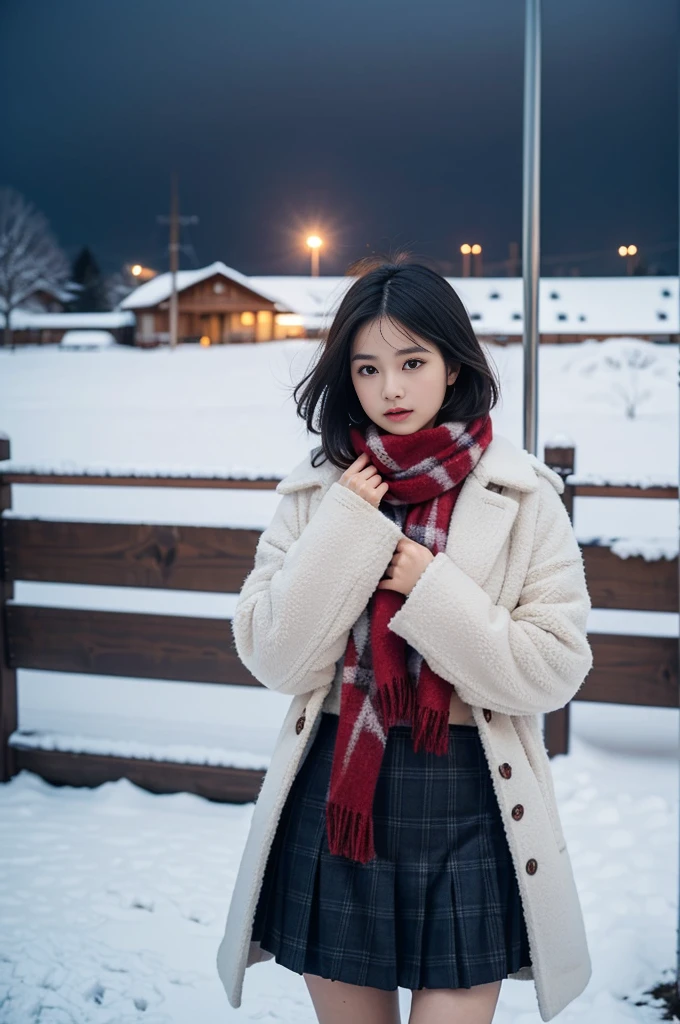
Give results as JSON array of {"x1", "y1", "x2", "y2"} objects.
[
  {"x1": 327, "y1": 802, "x2": 376, "y2": 864},
  {"x1": 412, "y1": 704, "x2": 450, "y2": 756},
  {"x1": 378, "y1": 674, "x2": 415, "y2": 727}
]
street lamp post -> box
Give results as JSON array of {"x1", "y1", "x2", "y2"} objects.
[
  {"x1": 306, "y1": 235, "x2": 323, "y2": 276},
  {"x1": 460, "y1": 243, "x2": 482, "y2": 277},
  {"x1": 460, "y1": 244, "x2": 471, "y2": 277}
]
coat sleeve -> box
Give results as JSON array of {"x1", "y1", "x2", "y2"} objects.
[
  {"x1": 385, "y1": 475, "x2": 593, "y2": 716},
  {"x1": 231, "y1": 480, "x2": 404, "y2": 696}
]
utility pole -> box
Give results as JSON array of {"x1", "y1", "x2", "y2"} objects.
[{"x1": 157, "y1": 173, "x2": 198, "y2": 349}]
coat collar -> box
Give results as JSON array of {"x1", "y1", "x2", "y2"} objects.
[{"x1": 276, "y1": 431, "x2": 563, "y2": 496}]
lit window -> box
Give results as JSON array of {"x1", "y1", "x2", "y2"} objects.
[{"x1": 241, "y1": 312, "x2": 255, "y2": 326}]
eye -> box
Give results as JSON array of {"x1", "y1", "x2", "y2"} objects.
[{"x1": 357, "y1": 358, "x2": 425, "y2": 376}]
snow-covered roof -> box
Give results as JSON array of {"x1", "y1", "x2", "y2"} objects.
[
  {"x1": 6, "y1": 310, "x2": 135, "y2": 328},
  {"x1": 120, "y1": 261, "x2": 292, "y2": 312},
  {"x1": 250, "y1": 275, "x2": 680, "y2": 336},
  {"x1": 248, "y1": 275, "x2": 354, "y2": 331}
]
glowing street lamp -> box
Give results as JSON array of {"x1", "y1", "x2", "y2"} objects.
[
  {"x1": 306, "y1": 234, "x2": 323, "y2": 277},
  {"x1": 460, "y1": 243, "x2": 483, "y2": 277},
  {"x1": 129, "y1": 263, "x2": 157, "y2": 283},
  {"x1": 618, "y1": 244, "x2": 638, "y2": 275}
]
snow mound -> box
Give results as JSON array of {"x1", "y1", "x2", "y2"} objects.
[{"x1": 60, "y1": 330, "x2": 117, "y2": 349}]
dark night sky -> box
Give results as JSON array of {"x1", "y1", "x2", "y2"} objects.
[{"x1": 0, "y1": 0, "x2": 677, "y2": 277}]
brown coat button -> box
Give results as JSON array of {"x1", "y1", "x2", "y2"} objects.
[
  {"x1": 295, "y1": 714, "x2": 306, "y2": 735},
  {"x1": 483, "y1": 709, "x2": 492, "y2": 722},
  {"x1": 499, "y1": 762, "x2": 512, "y2": 779},
  {"x1": 512, "y1": 804, "x2": 524, "y2": 820},
  {"x1": 526, "y1": 858, "x2": 538, "y2": 875}
]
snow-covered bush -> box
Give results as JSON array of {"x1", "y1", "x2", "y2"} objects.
[{"x1": 561, "y1": 337, "x2": 673, "y2": 419}]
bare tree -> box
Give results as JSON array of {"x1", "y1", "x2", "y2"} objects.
[
  {"x1": 562, "y1": 338, "x2": 668, "y2": 419},
  {"x1": 0, "y1": 186, "x2": 70, "y2": 347}
]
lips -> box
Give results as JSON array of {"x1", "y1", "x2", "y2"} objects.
[{"x1": 385, "y1": 409, "x2": 411, "y2": 416}]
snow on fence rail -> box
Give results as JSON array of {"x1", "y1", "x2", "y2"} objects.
[{"x1": 0, "y1": 434, "x2": 677, "y2": 802}]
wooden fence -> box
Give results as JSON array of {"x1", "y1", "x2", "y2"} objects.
[
  {"x1": 543, "y1": 444, "x2": 677, "y2": 758},
  {"x1": 0, "y1": 432, "x2": 676, "y2": 803}
]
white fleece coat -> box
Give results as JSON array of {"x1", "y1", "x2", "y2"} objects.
[{"x1": 216, "y1": 432, "x2": 594, "y2": 1021}]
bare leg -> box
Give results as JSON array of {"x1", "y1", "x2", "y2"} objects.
[
  {"x1": 303, "y1": 972, "x2": 401, "y2": 1024},
  {"x1": 408, "y1": 979, "x2": 502, "y2": 1024}
]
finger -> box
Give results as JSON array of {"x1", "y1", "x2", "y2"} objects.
[{"x1": 341, "y1": 453, "x2": 368, "y2": 477}]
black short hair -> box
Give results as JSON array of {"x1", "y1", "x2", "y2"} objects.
[{"x1": 292, "y1": 254, "x2": 500, "y2": 469}]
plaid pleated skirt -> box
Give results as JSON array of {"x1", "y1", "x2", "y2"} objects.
[{"x1": 251, "y1": 711, "x2": 532, "y2": 991}]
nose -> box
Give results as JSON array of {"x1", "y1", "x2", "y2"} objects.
[{"x1": 382, "y1": 376, "x2": 405, "y2": 401}]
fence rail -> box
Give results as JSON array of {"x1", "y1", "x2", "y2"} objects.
[{"x1": 0, "y1": 433, "x2": 676, "y2": 800}]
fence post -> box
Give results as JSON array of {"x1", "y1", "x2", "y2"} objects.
[
  {"x1": 542, "y1": 442, "x2": 576, "y2": 758},
  {"x1": 0, "y1": 432, "x2": 17, "y2": 782}
]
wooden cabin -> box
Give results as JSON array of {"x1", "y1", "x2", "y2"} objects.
[{"x1": 121, "y1": 262, "x2": 304, "y2": 346}]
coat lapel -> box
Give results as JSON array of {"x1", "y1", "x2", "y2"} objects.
[
  {"x1": 444, "y1": 433, "x2": 539, "y2": 588},
  {"x1": 444, "y1": 473, "x2": 520, "y2": 588}
]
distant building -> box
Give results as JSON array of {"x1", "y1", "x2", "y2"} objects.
[
  {"x1": 250, "y1": 275, "x2": 679, "y2": 344},
  {"x1": 4, "y1": 310, "x2": 135, "y2": 346},
  {"x1": 5, "y1": 263, "x2": 678, "y2": 347},
  {"x1": 120, "y1": 261, "x2": 304, "y2": 346}
]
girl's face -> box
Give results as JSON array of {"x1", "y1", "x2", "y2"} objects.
[{"x1": 350, "y1": 317, "x2": 459, "y2": 434}]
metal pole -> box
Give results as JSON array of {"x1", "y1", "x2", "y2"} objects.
[
  {"x1": 169, "y1": 172, "x2": 179, "y2": 350},
  {"x1": 671, "y1": 8, "x2": 675, "y2": 999},
  {"x1": 522, "y1": 0, "x2": 541, "y2": 455}
]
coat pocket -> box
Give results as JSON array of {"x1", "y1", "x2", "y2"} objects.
[
  {"x1": 515, "y1": 716, "x2": 568, "y2": 853},
  {"x1": 535, "y1": 761, "x2": 568, "y2": 853}
]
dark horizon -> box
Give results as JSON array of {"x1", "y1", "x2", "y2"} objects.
[{"x1": 0, "y1": 0, "x2": 677, "y2": 279}]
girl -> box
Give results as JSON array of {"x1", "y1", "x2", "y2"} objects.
[{"x1": 217, "y1": 259, "x2": 593, "y2": 1024}]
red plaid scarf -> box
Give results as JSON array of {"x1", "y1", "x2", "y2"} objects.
[{"x1": 326, "y1": 413, "x2": 493, "y2": 863}]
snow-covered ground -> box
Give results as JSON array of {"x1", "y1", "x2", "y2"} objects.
[
  {"x1": 0, "y1": 337, "x2": 678, "y2": 1022},
  {"x1": 0, "y1": 734, "x2": 677, "y2": 1024}
]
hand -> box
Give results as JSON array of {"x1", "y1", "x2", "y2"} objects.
[
  {"x1": 338, "y1": 451, "x2": 389, "y2": 510},
  {"x1": 377, "y1": 537, "x2": 435, "y2": 597}
]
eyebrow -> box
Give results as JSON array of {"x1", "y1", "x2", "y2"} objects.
[{"x1": 350, "y1": 345, "x2": 429, "y2": 363}]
